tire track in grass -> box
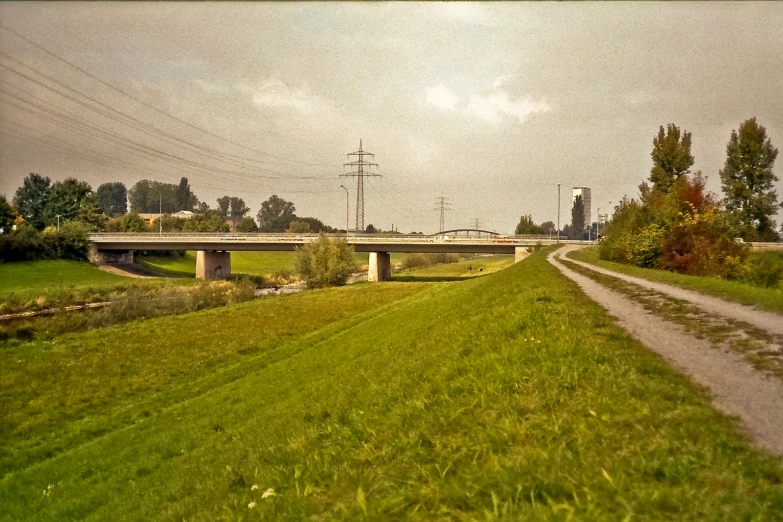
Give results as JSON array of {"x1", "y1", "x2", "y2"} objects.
[{"x1": 550, "y1": 247, "x2": 783, "y2": 455}]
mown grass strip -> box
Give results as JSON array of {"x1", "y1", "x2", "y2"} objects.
[
  {"x1": 568, "y1": 246, "x2": 783, "y2": 314},
  {"x1": 2, "y1": 248, "x2": 782, "y2": 520},
  {"x1": 0, "y1": 283, "x2": 432, "y2": 477}
]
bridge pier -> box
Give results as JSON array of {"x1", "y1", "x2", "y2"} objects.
[
  {"x1": 368, "y1": 252, "x2": 391, "y2": 282},
  {"x1": 196, "y1": 250, "x2": 231, "y2": 280},
  {"x1": 514, "y1": 246, "x2": 532, "y2": 263},
  {"x1": 89, "y1": 244, "x2": 134, "y2": 265}
]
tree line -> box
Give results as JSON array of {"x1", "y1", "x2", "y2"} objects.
[
  {"x1": 601, "y1": 117, "x2": 780, "y2": 283},
  {"x1": 0, "y1": 175, "x2": 340, "y2": 261},
  {"x1": 514, "y1": 117, "x2": 780, "y2": 247}
]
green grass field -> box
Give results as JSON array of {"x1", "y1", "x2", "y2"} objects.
[
  {"x1": 2, "y1": 248, "x2": 782, "y2": 519},
  {"x1": 0, "y1": 260, "x2": 196, "y2": 314},
  {"x1": 0, "y1": 260, "x2": 128, "y2": 302},
  {"x1": 393, "y1": 254, "x2": 514, "y2": 281},
  {"x1": 568, "y1": 246, "x2": 783, "y2": 314},
  {"x1": 140, "y1": 251, "x2": 408, "y2": 277}
]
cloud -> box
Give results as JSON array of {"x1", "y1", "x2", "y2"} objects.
[
  {"x1": 464, "y1": 91, "x2": 550, "y2": 123},
  {"x1": 437, "y1": 3, "x2": 490, "y2": 24},
  {"x1": 426, "y1": 83, "x2": 459, "y2": 111},
  {"x1": 236, "y1": 78, "x2": 318, "y2": 112}
]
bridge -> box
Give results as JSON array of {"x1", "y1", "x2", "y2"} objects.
[{"x1": 88, "y1": 232, "x2": 577, "y2": 281}]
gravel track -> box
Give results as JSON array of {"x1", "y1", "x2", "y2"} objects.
[
  {"x1": 562, "y1": 246, "x2": 783, "y2": 336},
  {"x1": 549, "y1": 247, "x2": 783, "y2": 456}
]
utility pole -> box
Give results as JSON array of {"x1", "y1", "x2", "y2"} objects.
[
  {"x1": 159, "y1": 194, "x2": 163, "y2": 235},
  {"x1": 340, "y1": 185, "x2": 350, "y2": 234},
  {"x1": 557, "y1": 183, "x2": 561, "y2": 244},
  {"x1": 340, "y1": 140, "x2": 380, "y2": 233},
  {"x1": 433, "y1": 195, "x2": 452, "y2": 233}
]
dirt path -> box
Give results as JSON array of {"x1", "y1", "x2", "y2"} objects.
[
  {"x1": 562, "y1": 246, "x2": 783, "y2": 336},
  {"x1": 548, "y1": 248, "x2": 783, "y2": 456},
  {"x1": 98, "y1": 264, "x2": 159, "y2": 279}
]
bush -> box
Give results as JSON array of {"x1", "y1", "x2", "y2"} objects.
[
  {"x1": 236, "y1": 217, "x2": 259, "y2": 232},
  {"x1": 0, "y1": 221, "x2": 90, "y2": 262},
  {"x1": 601, "y1": 175, "x2": 748, "y2": 278},
  {"x1": 743, "y1": 253, "x2": 783, "y2": 288},
  {"x1": 296, "y1": 233, "x2": 357, "y2": 288},
  {"x1": 401, "y1": 253, "x2": 432, "y2": 270},
  {"x1": 106, "y1": 213, "x2": 149, "y2": 232},
  {"x1": 400, "y1": 252, "x2": 461, "y2": 271}
]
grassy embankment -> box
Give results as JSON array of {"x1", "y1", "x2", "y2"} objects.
[
  {"x1": 0, "y1": 260, "x2": 194, "y2": 314},
  {"x1": 2, "y1": 247, "x2": 782, "y2": 519},
  {"x1": 393, "y1": 254, "x2": 514, "y2": 281},
  {"x1": 568, "y1": 246, "x2": 783, "y2": 314},
  {"x1": 140, "y1": 251, "x2": 407, "y2": 278}
]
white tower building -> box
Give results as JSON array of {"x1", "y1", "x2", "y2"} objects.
[{"x1": 572, "y1": 187, "x2": 592, "y2": 227}]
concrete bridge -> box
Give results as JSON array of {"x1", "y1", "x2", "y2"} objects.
[{"x1": 88, "y1": 231, "x2": 580, "y2": 281}]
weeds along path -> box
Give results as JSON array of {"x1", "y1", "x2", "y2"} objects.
[
  {"x1": 563, "y1": 246, "x2": 783, "y2": 336},
  {"x1": 549, "y1": 247, "x2": 783, "y2": 455}
]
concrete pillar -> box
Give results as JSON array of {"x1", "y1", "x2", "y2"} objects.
[
  {"x1": 514, "y1": 246, "x2": 532, "y2": 264},
  {"x1": 196, "y1": 250, "x2": 231, "y2": 280},
  {"x1": 89, "y1": 244, "x2": 134, "y2": 265},
  {"x1": 368, "y1": 251, "x2": 391, "y2": 282}
]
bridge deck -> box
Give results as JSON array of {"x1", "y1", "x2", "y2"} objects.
[{"x1": 89, "y1": 233, "x2": 576, "y2": 254}]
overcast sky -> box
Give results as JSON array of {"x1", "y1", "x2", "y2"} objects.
[{"x1": 1, "y1": 2, "x2": 781, "y2": 233}]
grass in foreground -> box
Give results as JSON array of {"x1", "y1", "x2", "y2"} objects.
[
  {"x1": 0, "y1": 260, "x2": 194, "y2": 314},
  {"x1": 1, "y1": 248, "x2": 782, "y2": 519},
  {"x1": 569, "y1": 246, "x2": 783, "y2": 315}
]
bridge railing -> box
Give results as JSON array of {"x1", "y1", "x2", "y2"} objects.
[{"x1": 88, "y1": 232, "x2": 570, "y2": 244}]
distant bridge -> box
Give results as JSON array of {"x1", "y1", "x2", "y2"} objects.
[{"x1": 88, "y1": 232, "x2": 582, "y2": 281}]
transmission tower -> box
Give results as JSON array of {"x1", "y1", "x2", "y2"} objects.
[
  {"x1": 340, "y1": 140, "x2": 380, "y2": 233},
  {"x1": 433, "y1": 195, "x2": 452, "y2": 232}
]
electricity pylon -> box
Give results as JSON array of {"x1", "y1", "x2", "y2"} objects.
[
  {"x1": 340, "y1": 140, "x2": 380, "y2": 233},
  {"x1": 433, "y1": 195, "x2": 452, "y2": 233}
]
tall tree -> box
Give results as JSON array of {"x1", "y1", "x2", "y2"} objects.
[
  {"x1": 540, "y1": 221, "x2": 556, "y2": 234},
  {"x1": 256, "y1": 195, "x2": 296, "y2": 232},
  {"x1": 229, "y1": 197, "x2": 250, "y2": 221},
  {"x1": 515, "y1": 214, "x2": 543, "y2": 235},
  {"x1": 128, "y1": 180, "x2": 178, "y2": 213},
  {"x1": 719, "y1": 117, "x2": 780, "y2": 241},
  {"x1": 43, "y1": 178, "x2": 93, "y2": 227},
  {"x1": 13, "y1": 173, "x2": 51, "y2": 230},
  {"x1": 96, "y1": 182, "x2": 128, "y2": 217},
  {"x1": 76, "y1": 199, "x2": 109, "y2": 231},
  {"x1": 216, "y1": 196, "x2": 231, "y2": 218},
  {"x1": 649, "y1": 123, "x2": 694, "y2": 193},
  {"x1": 571, "y1": 194, "x2": 585, "y2": 237},
  {"x1": 175, "y1": 177, "x2": 199, "y2": 212},
  {"x1": 0, "y1": 195, "x2": 17, "y2": 231}
]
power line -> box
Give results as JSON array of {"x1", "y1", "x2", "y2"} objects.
[
  {"x1": 0, "y1": 23, "x2": 334, "y2": 168},
  {"x1": 340, "y1": 140, "x2": 380, "y2": 233},
  {"x1": 433, "y1": 195, "x2": 453, "y2": 233},
  {"x1": 0, "y1": 54, "x2": 334, "y2": 180}
]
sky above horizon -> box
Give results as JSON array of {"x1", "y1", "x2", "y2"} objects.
[{"x1": 0, "y1": 2, "x2": 781, "y2": 233}]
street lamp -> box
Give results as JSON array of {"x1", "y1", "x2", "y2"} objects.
[
  {"x1": 340, "y1": 185, "x2": 350, "y2": 235},
  {"x1": 557, "y1": 183, "x2": 561, "y2": 244}
]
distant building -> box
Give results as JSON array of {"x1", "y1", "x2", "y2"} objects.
[
  {"x1": 572, "y1": 187, "x2": 592, "y2": 227},
  {"x1": 137, "y1": 210, "x2": 196, "y2": 226}
]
